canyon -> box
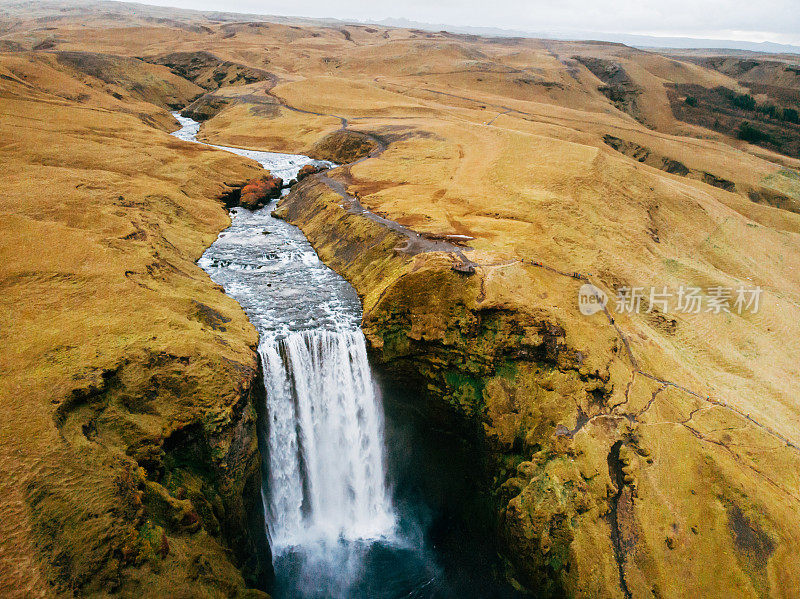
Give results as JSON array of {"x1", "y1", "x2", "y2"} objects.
[{"x1": 1, "y1": 1, "x2": 800, "y2": 597}]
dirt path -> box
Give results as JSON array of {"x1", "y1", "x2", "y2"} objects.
[
  {"x1": 262, "y1": 92, "x2": 479, "y2": 272},
  {"x1": 317, "y1": 173, "x2": 477, "y2": 270},
  {"x1": 515, "y1": 256, "x2": 800, "y2": 456}
]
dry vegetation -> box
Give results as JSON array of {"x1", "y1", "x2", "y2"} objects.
[
  {"x1": 1, "y1": 0, "x2": 800, "y2": 597},
  {"x1": 0, "y1": 14, "x2": 270, "y2": 597}
]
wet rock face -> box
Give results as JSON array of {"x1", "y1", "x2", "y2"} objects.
[
  {"x1": 239, "y1": 174, "x2": 284, "y2": 209},
  {"x1": 501, "y1": 451, "x2": 594, "y2": 596},
  {"x1": 360, "y1": 271, "x2": 619, "y2": 598}
]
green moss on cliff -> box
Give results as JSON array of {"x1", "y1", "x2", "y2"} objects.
[{"x1": 275, "y1": 178, "x2": 622, "y2": 596}]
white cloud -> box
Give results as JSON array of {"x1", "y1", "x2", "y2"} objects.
[{"x1": 133, "y1": 0, "x2": 800, "y2": 45}]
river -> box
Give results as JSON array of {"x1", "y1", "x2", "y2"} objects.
[{"x1": 171, "y1": 113, "x2": 522, "y2": 599}]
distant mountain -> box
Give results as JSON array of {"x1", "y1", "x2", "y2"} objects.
[
  {"x1": 592, "y1": 33, "x2": 800, "y2": 55},
  {"x1": 374, "y1": 17, "x2": 800, "y2": 55},
  {"x1": 7, "y1": 1, "x2": 797, "y2": 55}
]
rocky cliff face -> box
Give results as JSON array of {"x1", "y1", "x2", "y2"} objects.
[
  {"x1": 0, "y1": 51, "x2": 271, "y2": 597},
  {"x1": 276, "y1": 176, "x2": 800, "y2": 598},
  {"x1": 40, "y1": 351, "x2": 270, "y2": 596},
  {"x1": 274, "y1": 178, "x2": 618, "y2": 596}
]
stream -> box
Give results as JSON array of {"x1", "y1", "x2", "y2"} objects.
[{"x1": 171, "y1": 113, "x2": 522, "y2": 599}]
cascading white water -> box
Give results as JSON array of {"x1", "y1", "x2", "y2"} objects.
[
  {"x1": 170, "y1": 113, "x2": 406, "y2": 596},
  {"x1": 260, "y1": 330, "x2": 395, "y2": 553}
]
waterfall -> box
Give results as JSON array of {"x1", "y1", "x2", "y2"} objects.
[
  {"x1": 259, "y1": 329, "x2": 396, "y2": 556},
  {"x1": 175, "y1": 113, "x2": 464, "y2": 598}
]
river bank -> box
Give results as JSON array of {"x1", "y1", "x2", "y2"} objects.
[{"x1": 174, "y1": 114, "x2": 524, "y2": 598}]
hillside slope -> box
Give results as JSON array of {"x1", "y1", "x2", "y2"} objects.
[
  {"x1": 0, "y1": 46, "x2": 270, "y2": 598},
  {"x1": 2, "y1": 1, "x2": 800, "y2": 597}
]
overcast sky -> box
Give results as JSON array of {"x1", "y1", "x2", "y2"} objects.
[{"x1": 134, "y1": 0, "x2": 800, "y2": 45}]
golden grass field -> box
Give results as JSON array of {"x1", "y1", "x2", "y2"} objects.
[{"x1": 2, "y1": 0, "x2": 800, "y2": 596}]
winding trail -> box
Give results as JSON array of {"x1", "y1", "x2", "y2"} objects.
[
  {"x1": 316, "y1": 174, "x2": 477, "y2": 270},
  {"x1": 261, "y1": 87, "x2": 479, "y2": 272},
  {"x1": 498, "y1": 258, "x2": 800, "y2": 510},
  {"x1": 265, "y1": 89, "x2": 349, "y2": 129},
  {"x1": 516, "y1": 256, "x2": 800, "y2": 456}
]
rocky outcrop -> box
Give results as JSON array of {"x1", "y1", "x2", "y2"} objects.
[
  {"x1": 237, "y1": 174, "x2": 283, "y2": 209},
  {"x1": 44, "y1": 351, "x2": 271, "y2": 596},
  {"x1": 602, "y1": 134, "x2": 691, "y2": 176},
  {"x1": 295, "y1": 163, "x2": 328, "y2": 183},
  {"x1": 574, "y1": 57, "x2": 645, "y2": 125}
]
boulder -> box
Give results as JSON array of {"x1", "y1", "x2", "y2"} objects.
[{"x1": 239, "y1": 173, "x2": 283, "y2": 209}]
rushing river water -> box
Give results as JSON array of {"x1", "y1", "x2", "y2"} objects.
[{"x1": 171, "y1": 114, "x2": 521, "y2": 598}]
